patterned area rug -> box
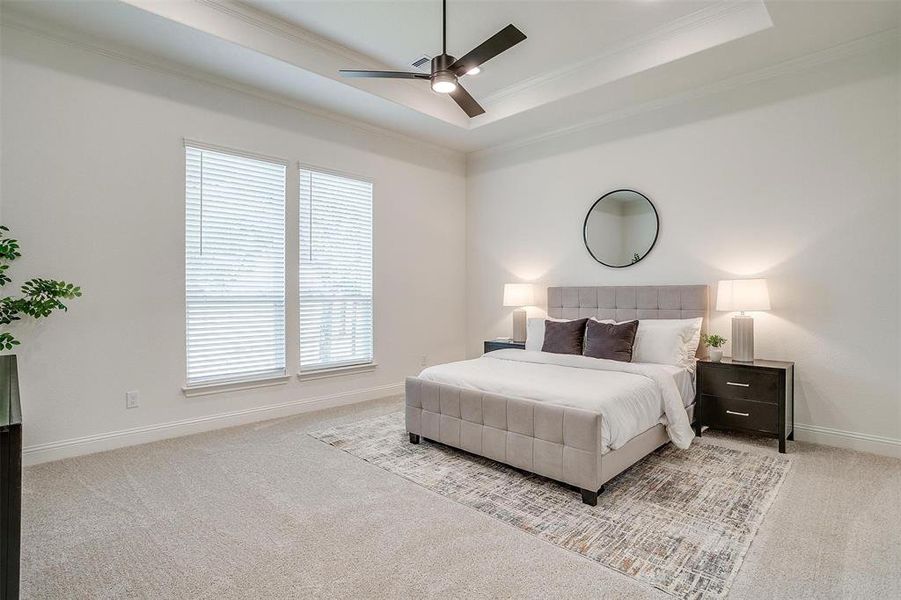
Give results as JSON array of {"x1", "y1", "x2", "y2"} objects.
[{"x1": 309, "y1": 412, "x2": 791, "y2": 599}]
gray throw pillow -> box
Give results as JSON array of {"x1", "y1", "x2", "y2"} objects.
[
  {"x1": 583, "y1": 319, "x2": 639, "y2": 362},
  {"x1": 541, "y1": 318, "x2": 588, "y2": 355}
]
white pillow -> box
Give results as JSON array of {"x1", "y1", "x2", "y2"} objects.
[
  {"x1": 631, "y1": 318, "x2": 703, "y2": 369},
  {"x1": 525, "y1": 316, "x2": 567, "y2": 351}
]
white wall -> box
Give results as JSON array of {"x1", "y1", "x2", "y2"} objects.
[
  {"x1": 0, "y1": 26, "x2": 467, "y2": 462},
  {"x1": 467, "y1": 44, "x2": 901, "y2": 456},
  {"x1": 2, "y1": 20, "x2": 899, "y2": 463}
]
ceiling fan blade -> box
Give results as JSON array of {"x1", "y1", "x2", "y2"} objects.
[
  {"x1": 339, "y1": 70, "x2": 430, "y2": 79},
  {"x1": 450, "y1": 24, "x2": 526, "y2": 75},
  {"x1": 449, "y1": 84, "x2": 485, "y2": 118}
]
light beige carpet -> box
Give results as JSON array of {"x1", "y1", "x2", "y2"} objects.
[
  {"x1": 310, "y1": 412, "x2": 791, "y2": 599},
  {"x1": 20, "y1": 397, "x2": 901, "y2": 599}
]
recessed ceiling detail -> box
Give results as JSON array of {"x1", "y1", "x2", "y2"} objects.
[
  {"x1": 3, "y1": 0, "x2": 898, "y2": 152},
  {"x1": 100, "y1": 0, "x2": 776, "y2": 129},
  {"x1": 235, "y1": 0, "x2": 774, "y2": 127}
]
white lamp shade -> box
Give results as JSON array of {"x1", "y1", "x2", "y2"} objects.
[
  {"x1": 716, "y1": 279, "x2": 771, "y2": 312},
  {"x1": 503, "y1": 283, "x2": 534, "y2": 307}
]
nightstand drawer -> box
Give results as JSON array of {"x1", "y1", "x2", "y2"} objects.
[
  {"x1": 701, "y1": 367, "x2": 780, "y2": 404},
  {"x1": 701, "y1": 396, "x2": 778, "y2": 434},
  {"x1": 484, "y1": 340, "x2": 526, "y2": 353}
]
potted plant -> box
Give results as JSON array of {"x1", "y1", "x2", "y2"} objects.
[
  {"x1": 1, "y1": 224, "x2": 82, "y2": 373},
  {"x1": 701, "y1": 333, "x2": 727, "y2": 362},
  {"x1": 1, "y1": 226, "x2": 82, "y2": 351}
]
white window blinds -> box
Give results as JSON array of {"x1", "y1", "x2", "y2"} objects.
[
  {"x1": 185, "y1": 145, "x2": 287, "y2": 386},
  {"x1": 299, "y1": 168, "x2": 373, "y2": 371}
]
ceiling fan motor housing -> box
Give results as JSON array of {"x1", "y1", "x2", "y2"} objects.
[{"x1": 431, "y1": 54, "x2": 457, "y2": 79}]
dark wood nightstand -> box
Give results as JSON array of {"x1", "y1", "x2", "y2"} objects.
[
  {"x1": 695, "y1": 358, "x2": 794, "y2": 453},
  {"x1": 484, "y1": 340, "x2": 526, "y2": 353}
]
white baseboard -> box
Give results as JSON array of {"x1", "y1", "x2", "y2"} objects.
[
  {"x1": 23, "y1": 391, "x2": 901, "y2": 465},
  {"x1": 23, "y1": 382, "x2": 404, "y2": 466},
  {"x1": 794, "y1": 423, "x2": 901, "y2": 459}
]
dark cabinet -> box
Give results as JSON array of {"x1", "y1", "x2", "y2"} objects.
[
  {"x1": 696, "y1": 357, "x2": 794, "y2": 453},
  {"x1": 1, "y1": 355, "x2": 21, "y2": 600}
]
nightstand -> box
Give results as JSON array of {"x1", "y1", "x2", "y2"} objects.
[
  {"x1": 484, "y1": 339, "x2": 526, "y2": 353},
  {"x1": 695, "y1": 358, "x2": 794, "y2": 453}
]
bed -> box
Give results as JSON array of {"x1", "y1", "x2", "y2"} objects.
[{"x1": 404, "y1": 285, "x2": 708, "y2": 505}]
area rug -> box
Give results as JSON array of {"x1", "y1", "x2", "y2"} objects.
[{"x1": 309, "y1": 412, "x2": 791, "y2": 599}]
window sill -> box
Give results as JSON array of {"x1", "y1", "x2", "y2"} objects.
[
  {"x1": 182, "y1": 374, "x2": 291, "y2": 397},
  {"x1": 297, "y1": 362, "x2": 377, "y2": 381}
]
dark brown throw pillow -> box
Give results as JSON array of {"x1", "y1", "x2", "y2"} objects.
[
  {"x1": 541, "y1": 318, "x2": 588, "y2": 355},
  {"x1": 583, "y1": 319, "x2": 639, "y2": 362}
]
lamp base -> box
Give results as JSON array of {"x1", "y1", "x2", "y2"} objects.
[
  {"x1": 512, "y1": 308, "x2": 527, "y2": 343},
  {"x1": 732, "y1": 315, "x2": 754, "y2": 362}
]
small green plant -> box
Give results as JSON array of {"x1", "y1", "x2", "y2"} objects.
[
  {"x1": 0, "y1": 226, "x2": 82, "y2": 350},
  {"x1": 701, "y1": 333, "x2": 727, "y2": 348}
]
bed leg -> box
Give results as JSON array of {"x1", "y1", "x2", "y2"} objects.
[
  {"x1": 580, "y1": 485, "x2": 604, "y2": 506},
  {"x1": 408, "y1": 433, "x2": 420, "y2": 444}
]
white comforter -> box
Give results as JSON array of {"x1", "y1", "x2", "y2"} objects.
[{"x1": 418, "y1": 349, "x2": 695, "y2": 453}]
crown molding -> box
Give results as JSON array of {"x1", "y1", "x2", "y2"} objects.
[
  {"x1": 196, "y1": 0, "x2": 389, "y2": 67},
  {"x1": 470, "y1": 26, "x2": 900, "y2": 160},
  {"x1": 0, "y1": 11, "x2": 465, "y2": 160},
  {"x1": 481, "y1": 0, "x2": 769, "y2": 107}
]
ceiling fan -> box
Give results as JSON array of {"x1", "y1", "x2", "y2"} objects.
[{"x1": 339, "y1": 0, "x2": 526, "y2": 118}]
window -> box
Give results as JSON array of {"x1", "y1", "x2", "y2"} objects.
[
  {"x1": 185, "y1": 145, "x2": 287, "y2": 386},
  {"x1": 299, "y1": 168, "x2": 373, "y2": 372}
]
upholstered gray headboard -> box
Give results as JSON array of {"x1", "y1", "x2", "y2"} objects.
[{"x1": 547, "y1": 285, "x2": 709, "y2": 357}]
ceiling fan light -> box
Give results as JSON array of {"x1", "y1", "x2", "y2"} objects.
[
  {"x1": 431, "y1": 71, "x2": 457, "y2": 94},
  {"x1": 465, "y1": 66, "x2": 481, "y2": 76},
  {"x1": 432, "y1": 80, "x2": 457, "y2": 93}
]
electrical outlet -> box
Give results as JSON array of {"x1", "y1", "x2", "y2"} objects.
[
  {"x1": 420, "y1": 355, "x2": 428, "y2": 367},
  {"x1": 125, "y1": 390, "x2": 140, "y2": 409}
]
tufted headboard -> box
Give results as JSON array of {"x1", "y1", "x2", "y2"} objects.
[{"x1": 547, "y1": 285, "x2": 709, "y2": 357}]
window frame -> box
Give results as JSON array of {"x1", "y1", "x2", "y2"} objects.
[
  {"x1": 297, "y1": 162, "x2": 376, "y2": 376},
  {"x1": 182, "y1": 139, "x2": 291, "y2": 393}
]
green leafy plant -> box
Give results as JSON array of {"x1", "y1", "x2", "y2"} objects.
[
  {"x1": 701, "y1": 333, "x2": 727, "y2": 348},
  {"x1": 0, "y1": 226, "x2": 81, "y2": 350}
]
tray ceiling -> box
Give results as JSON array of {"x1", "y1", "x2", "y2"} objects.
[
  {"x1": 247, "y1": 0, "x2": 718, "y2": 98},
  {"x1": 2, "y1": 1, "x2": 897, "y2": 152}
]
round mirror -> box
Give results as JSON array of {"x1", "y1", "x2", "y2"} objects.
[{"x1": 583, "y1": 189, "x2": 659, "y2": 268}]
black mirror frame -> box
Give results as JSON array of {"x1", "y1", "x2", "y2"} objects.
[{"x1": 582, "y1": 189, "x2": 659, "y2": 268}]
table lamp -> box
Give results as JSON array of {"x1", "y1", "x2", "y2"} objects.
[
  {"x1": 503, "y1": 283, "x2": 534, "y2": 343},
  {"x1": 716, "y1": 279, "x2": 770, "y2": 362}
]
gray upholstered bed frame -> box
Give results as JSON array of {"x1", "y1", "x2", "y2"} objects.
[{"x1": 405, "y1": 285, "x2": 708, "y2": 505}]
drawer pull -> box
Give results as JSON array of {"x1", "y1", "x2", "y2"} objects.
[
  {"x1": 726, "y1": 410, "x2": 750, "y2": 417},
  {"x1": 726, "y1": 381, "x2": 750, "y2": 387}
]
